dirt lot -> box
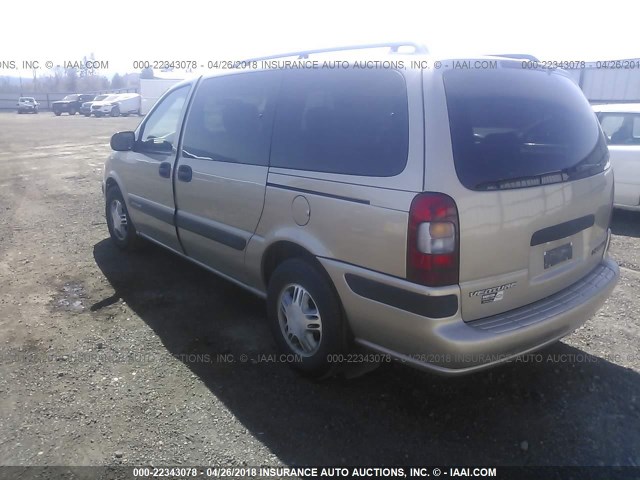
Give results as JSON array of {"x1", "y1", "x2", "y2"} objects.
[{"x1": 0, "y1": 112, "x2": 639, "y2": 469}]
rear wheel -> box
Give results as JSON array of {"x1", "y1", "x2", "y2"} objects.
[
  {"x1": 68, "y1": 108, "x2": 76, "y2": 115},
  {"x1": 54, "y1": 111, "x2": 61, "y2": 116},
  {"x1": 105, "y1": 185, "x2": 142, "y2": 251},
  {"x1": 267, "y1": 258, "x2": 347, "y2": 378}
]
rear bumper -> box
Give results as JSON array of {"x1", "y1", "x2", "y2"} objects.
[{"x1": 319, "y1": 256, "x2": 619, "y2": 376}]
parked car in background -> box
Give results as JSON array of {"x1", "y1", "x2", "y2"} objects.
[
  {"x1": 51, "y1": 94, "x2": 95, "y2": 116},
  {"x1": 91, "y1": 93, "x2": 141, "y2": 117},
  {"x1": 104, "y1": 45, "x2": 619, "y2": 378},
  {"x1": 17, "y1": 97, "x2": 39, "y2": 114},
  {"x1": 81, "y1": 94, "x2": 110, "y2": 116},
  {"x1": 593, "y1": 103, "x2": 640, "y2": 211}
]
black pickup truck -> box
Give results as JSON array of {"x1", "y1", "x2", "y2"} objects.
[{"x1": 51, "y1": 94, "x2": 95, "y2": 116}]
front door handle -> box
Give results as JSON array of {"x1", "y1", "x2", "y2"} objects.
[
  {"x1": 158, "y1": 162, "x2": 171, "y2": 178},
  {"x1": 177, "y1": 164, "x2": 192, "y2": 182}
]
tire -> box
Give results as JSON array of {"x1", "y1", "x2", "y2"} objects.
[
  {"x1": 105, "y1": 185, "x2": 142, "y2": 251},
  {"x1": 84, "y1": 113, "x2": 90, "y2": 117},
  {"x1": 267, "y1": 258, "x2": 348, "y2": 378},
  {"x1": 54, "y1": 111, "x2": 61, "y2": 116},
  {"x1": 110, "y1": 106, "x2": 120, "y2": 117},
  {"x1": 68, "y1": 108, "x2": 76, "y2": 115}
]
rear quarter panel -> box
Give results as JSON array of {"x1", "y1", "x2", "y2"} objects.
[{"x1": 244, "y1": 68, "x2": 426, "y2": 291}]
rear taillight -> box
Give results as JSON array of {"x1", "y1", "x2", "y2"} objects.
[{"x1": 407, "y1": 192, "x2": 460, "y2": 287}]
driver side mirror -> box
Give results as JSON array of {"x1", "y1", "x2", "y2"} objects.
[{"x1": 110, "y1": 131, "x2": 136, "y2": 151}]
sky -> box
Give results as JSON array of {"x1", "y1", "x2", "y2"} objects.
[{"x1": 1, "y1": 0, "x2": 639, "y2": 77}]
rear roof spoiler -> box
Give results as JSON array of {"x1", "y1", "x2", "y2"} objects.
[
  {"x1": 491, "y1": 53, "x2": 540, "y2": 61},
  {"x1": 242, "y1": 42, "x2": 428, "y2": 63}
]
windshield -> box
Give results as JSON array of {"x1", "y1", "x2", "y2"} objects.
[
  {"x1": 94, "y1": 95, "x2": 108, "y2": 101},
  {"x1": 103, "y1": 95, "x2": 120, "y2": 102},
  {"x1": 62, "y1": 95, "x2": 79, "y2": 101},
  {"x1": 444, "y1": 67, "x2": 607, "y2": 191}
]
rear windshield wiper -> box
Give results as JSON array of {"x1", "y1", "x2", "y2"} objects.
[
  {"x1": 474, "y1": 171, "x2": 567, "y2": 190},
  {"x1": 474, "y1": 137, "x2": 609, "y2": 190}
]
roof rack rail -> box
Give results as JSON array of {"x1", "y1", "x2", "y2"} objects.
[
  {"x1": 491, "y1": 53, "x2": 540, "y2": 61},
  {"x1": 242, "y1": 42, "x2": 428, "y2": 63}
]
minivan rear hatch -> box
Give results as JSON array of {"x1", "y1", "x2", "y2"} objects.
[{"x1": 440, "y1": 64, "x2": 612, "y2": 321}]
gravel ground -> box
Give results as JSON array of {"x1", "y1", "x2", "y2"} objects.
[{"x1": 0, "y1": 112, "x2": 638, "y2": 469}]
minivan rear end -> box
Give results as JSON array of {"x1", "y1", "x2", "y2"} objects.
[
  {"x1": 435, "y1": 62, "x2": 613, "y2": 320},
  {"x1": 331, "y1": 58, "x2": 619, "y2": 374}
]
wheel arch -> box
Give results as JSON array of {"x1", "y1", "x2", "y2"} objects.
[
  {"x1": 261, "y1": 240, "x2": 323, "y2": 288},
  {"x1": 104, "y1": 176, "x2": 119, "y2": 192},
  {"x1": 103, "y1": 172, "x2": 130, "y2": 208}
]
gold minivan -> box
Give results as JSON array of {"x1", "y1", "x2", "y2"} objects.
[{"x1": 104, "y1": 44, "x2": 619, "y2": 377}]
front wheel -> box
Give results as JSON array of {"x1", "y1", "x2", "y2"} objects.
[
  {"x1": 267, "y1": 258, "x2": 348, "y2": 378},
  {"x1": 110, "y1": 106, "x2": 120, "y2": 117},
  {"x1": 68, "y1": 108, "x2": 76, "y2": 115},
  {"x1": 54, "y1": 111, "x2": 61, "y2": 116},
  {"x1": 105, "y1": 185, "x2": 142, "y2": 251}
]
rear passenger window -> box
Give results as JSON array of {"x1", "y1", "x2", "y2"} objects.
[
  {"x1": 270, "y1": 69, "x2": 409, "y2": 177},
  {"x1": 181, "y1": 72, "x2": 280, "y2": 166}
]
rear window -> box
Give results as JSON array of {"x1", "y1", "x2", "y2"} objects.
[
  {"x1": 270, "y1": 68, "x2": 409, "y2": 177},
  {"x1": 444, "y1": 68, "x2": 608, "y2": 190}
]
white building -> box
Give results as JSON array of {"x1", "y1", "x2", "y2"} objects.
[{"x1": 564, "y1": 59, "x2": 640, "y2": 104}]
